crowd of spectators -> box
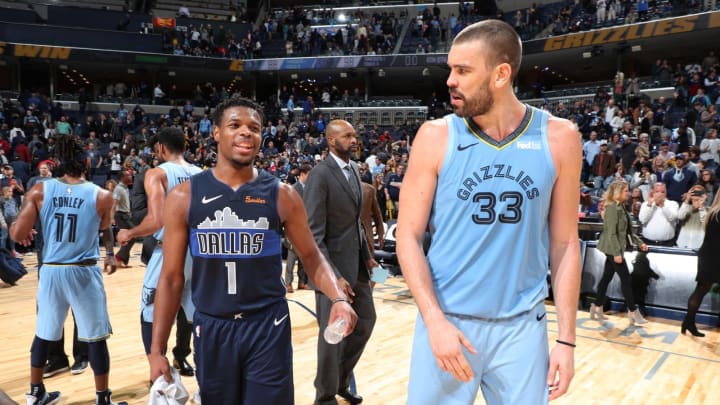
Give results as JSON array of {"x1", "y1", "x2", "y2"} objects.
[
  {"x1": 0, "y1": 83, "x2": 418, "y2": 254},
  {"x1": 575, "y1": 53, "x2": 720, "y2": 249},
  {"x1": 160, "y1": 20, "x2": 262, "y2": 59}
]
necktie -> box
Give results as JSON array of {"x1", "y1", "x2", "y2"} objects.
[{"x1": 344, "y1": 165, "x2": 360, "y2": 202}]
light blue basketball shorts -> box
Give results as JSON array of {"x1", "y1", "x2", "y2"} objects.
[
  {"x1": 141, "y1": 247, "x2": 195, "y2": 323},
  {"x1": 408, "y1": 300, "x2": 549, "y2": 405},
  {"x1": 36, "y1": 264, "x2": 112, "y2": 342}
]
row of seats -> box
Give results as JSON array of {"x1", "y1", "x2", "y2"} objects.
[{"x1": 153, "y1": 0, "x2": 236, "y2": 21}]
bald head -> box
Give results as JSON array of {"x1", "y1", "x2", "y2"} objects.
[{"x1": 326, "y1": 119, "x2": 357, "y2": 161}]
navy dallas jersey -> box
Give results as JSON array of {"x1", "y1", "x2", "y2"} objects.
[{"x1": 188, "y1": 170, "x2": 285, "y2": 316}]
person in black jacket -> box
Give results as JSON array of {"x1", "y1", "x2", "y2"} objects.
[{"x1": 682, "y1": 192, "x2": 720, "y2": 337}]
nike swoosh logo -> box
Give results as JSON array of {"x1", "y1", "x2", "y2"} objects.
[
  {"x1": 274, "y1": 314, "x2": 289, "y2": 326},
  {"x1": 201, "y1": 195, "x2": 222, "y2": 204},
  {"x1": 457, "y1": 142, "x2": 479, "y2": 151},
  {"x1": 536, "y1": 313, "x2": 546, "y2": 321}
]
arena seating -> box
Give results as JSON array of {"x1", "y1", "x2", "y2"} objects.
[{"x1": 152, "y1": 0, "x2": 236, "y2": 21}]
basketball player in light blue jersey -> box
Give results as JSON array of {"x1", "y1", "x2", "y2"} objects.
[
  {"x1": 11, "y1": 135, "x2": 127, "y2": 405},
  {"x1": 117, "y1": 128, "x2": 201, "y2": 377},
  {"x1": 397, "y1": 20, "x2": 582, "y2": 404}
]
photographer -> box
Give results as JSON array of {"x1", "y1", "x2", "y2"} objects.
[{"x1": 676, "y1": 186, "x2": 708, "y2": 249}]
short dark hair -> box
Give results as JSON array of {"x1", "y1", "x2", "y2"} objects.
[
  {"x1": 156, "y1": 127, "x2": 186, "y2": 154},
  {"x1": 54, "y1": 135, "x2": 86, "y2": 178},
  {"x1": 212, "y1": 96, "x2": 264, "y2": 128},
  {"x1": 299, "y1": 163, "x2": 313, "y2": 174},
  {"x1": 453, "y1": 19, "x2": 522, "y2": 81}
]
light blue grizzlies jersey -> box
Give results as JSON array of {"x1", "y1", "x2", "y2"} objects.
[
  {"x1": 428, "y1": 105, "x2": 556, "y2": 319},
  {"x1": 153, "y1": 162, "x2": 203, "y2": 241},
  {"x1": 40, "y1": 179, "x2": 101, "y2": 263}
]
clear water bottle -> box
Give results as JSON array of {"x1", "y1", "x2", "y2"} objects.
[{"x1": 323, "y1": 318, "x2": 346, "y2": 344}]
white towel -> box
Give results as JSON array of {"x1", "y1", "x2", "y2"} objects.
[{"x1": 148, "y1": 368, "x2": 190, "y2": 405}]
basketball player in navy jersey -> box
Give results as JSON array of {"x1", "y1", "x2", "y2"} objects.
[
  {"x1": 116, "y1": 128, "x2": 200, "y2": 378},
  {"x1": 11, "y1": 135, "x2": 127, "y2": 405},
  {"x1": 148, "y1": 97, "x2": 357, "y2": 404},
  {"x1": 397, "y1": 20, "x2": 581, "y2": 404}
]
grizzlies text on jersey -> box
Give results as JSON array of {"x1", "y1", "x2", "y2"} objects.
[{"x1": 428, "y1": 105, "x2": 557, "y2": 319}]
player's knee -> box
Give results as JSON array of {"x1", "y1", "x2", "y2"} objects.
[
  {"x1": 30, "y1": 336, "x2": 51, "y2": 369},
  {"x1": 88, "y1": 340, "x2": 110, "y2": 375}
]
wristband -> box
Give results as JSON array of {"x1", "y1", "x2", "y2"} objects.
[
  {"x1": 332, "y1": 297, "x2": 348, "y2": 304},
  {"x1": 106, "y1": 251, "x2": 115, "y2": 256},
  {"x1": 556, "y1": 339, "x2": 576, "y2": 348}
]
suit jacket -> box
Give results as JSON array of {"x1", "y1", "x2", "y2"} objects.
[
  {"x1": 597, "y1": 202, "x2": 643, "y2": 257},
  {"x1": 304, "y1": 156, "x2": 371, "y2": 286},
  {"x1": 293, "y1": 179, "x2": 304, "y2": 199},
  {"x1": 360, "y1": 182, "x2": 384, "y2": 256}
]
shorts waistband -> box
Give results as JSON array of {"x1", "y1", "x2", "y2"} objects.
[
  {"x1": 445, "y1": 309, "x2": 531, "y2": 323},
  {"x1": 197, "y1": 309, "x2": 268, "y2": 321},
  {"x1": 44, "y1": 259, "x2": 98, "y2": 266}
]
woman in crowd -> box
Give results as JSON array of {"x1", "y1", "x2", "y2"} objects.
[
  {"x1": 611, "y1": 162, "x2": 632, "y2": 185},
  {"x1": 591, "y1": 180, "x2": 649, "y2": 325},
  {"x1": 682, "y1": 191, "x2": 720, "y2": 337},
  {"x1": 374, "y1": 173, "x2": 388, "y2": 221},
  {"x1": 676, "y1": 185, "x2": 708, "y2": 249},
  {"x1": 631, "y1": 161, "x2": 656, "y2": 201},
  {"x1": 697, "y1": 169, "x2": 717, "y2": 206},
  {"x1": 626, "y1": 186, "x2": 644, "y2": 220},
  {"x1": 653, "y1": 155, "x2": 668, "y2": 179},
  {"x1": 700, "y1": 128, "x2": 719, "y2": 170}
]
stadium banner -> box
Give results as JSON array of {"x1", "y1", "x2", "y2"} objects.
[
  {"x1": 527, "y1": 10, "x2": 720, "y2": 54},
  {"x1": 238, "y1": 53, "x2": 448, "y2": 72}
]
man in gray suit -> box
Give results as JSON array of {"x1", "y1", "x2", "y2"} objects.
[
  {"x1": 304, "y1": 120, "x2": 378, "y2": 405},
  {"x1": 285, "y1": 163, "x2": 312, "y2": 292}
]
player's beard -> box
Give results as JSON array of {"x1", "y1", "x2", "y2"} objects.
[
  {"x1": 451, "y1": 77, "x2": 494, "y2": 118},
  {"x1": 333, "y1": 143, "x2": 356, "y2": 160}
]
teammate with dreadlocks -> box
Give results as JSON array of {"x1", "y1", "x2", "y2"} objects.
[{"x1": 11, "y1": 135, "x2": 128, "y2": 405}]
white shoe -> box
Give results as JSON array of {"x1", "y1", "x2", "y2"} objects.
[
  {"x1": 629, "y1": 309, "x2": 648, "y2": 325},
  {"x1": 590, "y1": 303, "x2": 606, "y2": 321},
  {"x1": 25, "y1": 391, "x2": 61, "y2": 405}
]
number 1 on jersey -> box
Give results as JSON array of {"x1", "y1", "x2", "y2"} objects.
[{"x1": 226, "y1": 261, "x2": 237, "y2": 295}]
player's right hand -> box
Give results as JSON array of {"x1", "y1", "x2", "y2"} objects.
[
  {"x1": 116, "y1": 229, "x2": 131, "y2": 245},
  {"x1": 148, "y1": 353, "x2": 173, "y2": 384},
  {"x1": 427, "y1": 316, "x2": 477, "y2": 383}
]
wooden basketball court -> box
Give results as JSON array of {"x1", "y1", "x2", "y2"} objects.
[{"x1": 1, "y1": 247, "x2": 719, "y2": 404}]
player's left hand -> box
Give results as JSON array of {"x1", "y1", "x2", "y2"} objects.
[
  {"x1": 547, "y1": 342, "x2": 575, "y2": 400},
  {"x1": 104, "y1": 255, "x2": 118, "y2": 275},
  {"x1": 367, "y1": 258, "x2": 379, "y2": 271},
  {"x1": 328, "y1": 301, "x2": 358, "y2": 337}
]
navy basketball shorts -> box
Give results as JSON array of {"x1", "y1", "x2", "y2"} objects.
[{"x1": 193, "y1": 300, "x2": 293, "y2": 404}]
